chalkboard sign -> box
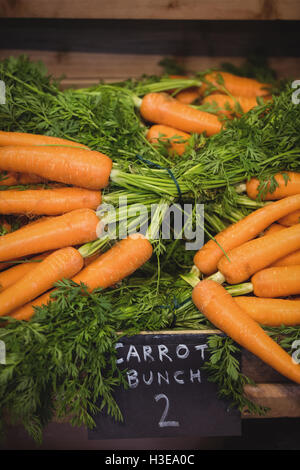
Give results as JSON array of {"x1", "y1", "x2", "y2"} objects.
[{"x1": 88, "y1": 333, "x2": 241, "y2": 440}]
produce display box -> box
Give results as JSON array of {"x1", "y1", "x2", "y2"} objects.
[{"x1": 1, "y1": 0, "x2": 300, "y2": 449}]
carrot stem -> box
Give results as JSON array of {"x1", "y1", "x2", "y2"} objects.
[{"x1": 207, "y1": 271, "x2": 226, "y2": 284}]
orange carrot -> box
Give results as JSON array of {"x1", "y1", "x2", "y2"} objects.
[
  {"x1": 83, "y1": 251, "x2": 101, "y2": 267},
  {"x1": 234, "y1": 296, "x2": 300, "y2": 326},
  {"x1": 0, "y1": 208, "x2": 99, "y2": 262},
  {"x1": 9, "y1": 233, "x2": 153, "y2": 321},
  {"x1": 17, "y1": 173, "x2": 47, "y2": 185},
  {"x1": 192, "y1": 279, "x2": 300, "y2": 384},
  {"x1": 202, "y1": 93, "x2": 259, "y2": 116},
  {"x1": 0, "y1": 145, "x2": 113, "y2": 190},
  {"x1": 217, "y1": 223, "x2": 300, "y2": 284},
  {"x1": 262, "y1": 224, "x2": 300, "y2": 274},
  {"x1": 16, "y1": 216, "x2": 55, "y2": 233},
  {"x1": 199, "y1": 71, "x2": 271, "y2": 98},
  {"x1": 0, "y1": 187, "x2": 102, "y2": 216},
  {"x1": 0, "y1": 131, "x2": 88, "y2": 149},
  {"x1": 0, "y1": 217, "x2": 50, "y2": 270},
  {"x1": 271, "y1": 249, "x2": 300, "y2": 267},
  {"x1": 246, "y1": 172, "x2": 300, "y2": 201},
  {"x1": 146, "y1": 124, "x2": 191, "y2": 156},
  {"x1": 0, "y1": 218, "x2": 13, "y2": 271},
  {"x1": 71, "y1": 233, "x2": 153, "y2": 289},
  {"x1": 0, "y1": 252, "x2": 51, "y2": 292},
  {"x1": 175, "y1": 88, "x2": 201, "y2": 105},
  {"x1": 0, "y1": 172, "x2": 18, "y2": 186},
  {"x1": 0, "y1": 247, "x2": 83, "y2": 317},
  {"x1": 251, "y1": 265, "x2": 300, "y2": 298},
  {"x1": 194, "y1": 194, "x2": 300, "y2": 276},
  {"x1": 140, "y1": 92, "x2": 222, "y2": 137},
  {"x1": 278, "y1": 210, "x2": 300, "y2": 226},
  {"x1": 262, "y1": 223, "x2": 286, "y2": 236},
  {"x1": 0, "y1": 171, "x2": 46, "y2": 186}
]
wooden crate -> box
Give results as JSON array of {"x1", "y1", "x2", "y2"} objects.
[{"x1": 0, "y1": 0, "x2": 300, "y2": 432}]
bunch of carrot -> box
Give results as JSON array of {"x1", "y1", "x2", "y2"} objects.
[
  {"x1": 0, "y1": 131, "x2": 153, "y2": 323},
  {"x1": 144, "y1": 71, "x2": 272, "y2": 158},
  {"x1": 191, "y1": 172, "x2": 300, "y2": 383}
]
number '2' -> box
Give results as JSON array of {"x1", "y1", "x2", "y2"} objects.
[{"x1": 154, "y1": 393, "x2": 180, "y2": 428}]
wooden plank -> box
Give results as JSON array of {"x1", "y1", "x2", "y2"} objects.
[
  {"x1": 1, "y1": 19, "x2": 298, "y2": 58},
  {"x1": 1, "y1": 0, "x2": 300, "y2": 20},
  {"x1": 1, "y1": 50, "x2": 299, "y2": 80},
  {"x1": 0, "y1": 420, "x2": 225, "y2": 450},
  {"x1": 243, "y1": 383, "x2": 300, "y2": 418}
]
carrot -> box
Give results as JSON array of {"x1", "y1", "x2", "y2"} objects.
[
  {"x1": 0, "y1": 171, "x2": 47, "y2": 186},
  {"x1": 234, "y1": 296, "x2": 300, "y2": 326},
  {"x1": 0, "y1": 221, "x2": 15, "y2": 265},
  {"x1": 17, "y1": 173, "x2": 47, "y2": 185},
  {"x1": 0, "y1": 216, "x2": 13, "y2": 272},
  {"x1": 217, "y1": 223, "x2": 300, "y2": 284},
  {"x1": 0, "y1": 208, "x2": 99, "y2": 262},
  {"x1": 194, "y1": 194, "x2": 300, "y2": 275},
  {"x1": 199, "y1": 71, "x2": 271, "y2": 98},
  {"x1": 0, "y1": 172, "x2": 18, "y2": 186},
  {"x1": 0, "y1": 145, "x2": 113, "y2": 190},
  {"x1": 0, "y1": 252, "x2": 51, "y2": 292},
  {"x1": 83, "y1": 251, "x2": 101, "y2": 267},
  {"x1": 278, "y1": 210, "x2": 300, "y2": 226},
  {"x1": 175, "y1": 88, "x2": 201, "y2": 105},
  {"x1": 251, "y1": 265, "x2": 300, "y2": 298},
  {"x1": 202, "y1": 93, "x2": 259, "y2": 116},
  {"x1": 16, "y1": 216, "x2": 55, "y2": 232},
  {"x1": 140, "y1": 92, "x2": 222, "y2": 137},
  {"x1": 246, "y1": 172, "x2": 300, "y2": 201},
  {"x1": 271, "y1": 249, "x2": 300, "y2": 267},
  {"x1": 146, "y1": 124, "x2": 191, "y2": 156},
  {"x1": 261, "y1": 223, "x2": 299, "y2": 272},
  {"x1": 262, "y1": 223, "x2": 286, "y2": 236},
  {"x1": 0, "y1": 247, "x2": 83, "y2": 317},
  {"x1": 0, "y1": 217, "x2": 49, "y2": 270},
  {"x1": 0, "y1": 187, "x2": 102, "y2": 216},
  {"x1": 71, "y1": 233, "x2": 153, "y2": 289},
  {"x1": 0, "y1": 131, "x2": 88, "y2": 149},
  {"x1": 192, "y1": 279, "x2": 300, "y2": 384},
  {"x1": 7, "y1": 291, "x2": 54, "y2": 321},
  {"x1": 9, "y1": 233, "x2": 153, "y2": 321}
]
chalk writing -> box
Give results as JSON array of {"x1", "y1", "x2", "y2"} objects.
[{"x1": 154, "y1": 394, "x2": 180, "y2": 428}]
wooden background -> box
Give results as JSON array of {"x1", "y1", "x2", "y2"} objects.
[
  {"x1": 0, "y1": 17, "x2": 299, "y2": 81},
  {"x1": 1, "y1": 0, "x2": 300, "y2": 20}
]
